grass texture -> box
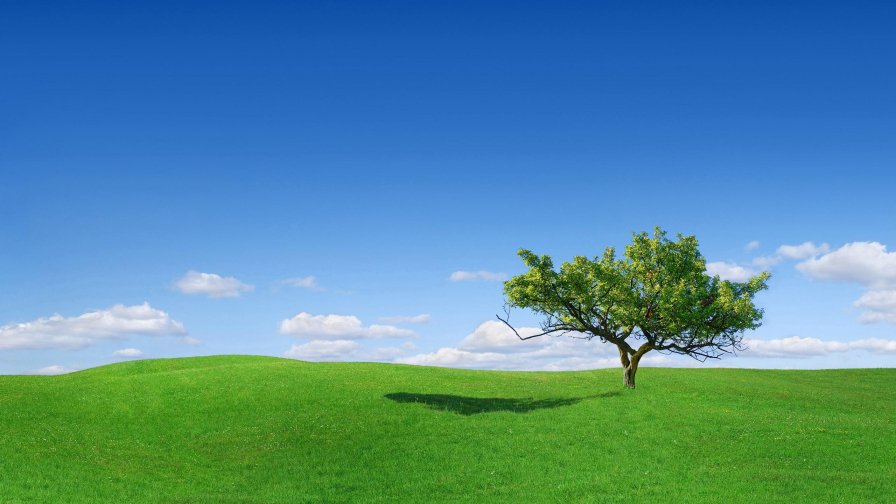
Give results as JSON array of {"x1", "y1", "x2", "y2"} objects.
[{"x1": 1, "y1": 355, "x2": 894, "y2": 503}]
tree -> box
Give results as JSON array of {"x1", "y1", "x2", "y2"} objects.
[{"x1": 499, "y1": 227, "x2": 769, "y2": 389}]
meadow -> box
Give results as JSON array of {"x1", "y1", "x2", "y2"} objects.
[{"x1": 1, "y1": 355, "x2": 893, "y2": 503}]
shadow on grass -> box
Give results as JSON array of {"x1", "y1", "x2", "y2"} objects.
[{"x1": 384, "y1": 391, "x2": 620, "y2": 415}]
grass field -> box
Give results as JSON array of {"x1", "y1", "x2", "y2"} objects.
[{"x1": 1, "y1": 355, "x2": 894, "y2": 503}]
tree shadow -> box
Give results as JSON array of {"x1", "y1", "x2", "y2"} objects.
[{"x1": 384, "y1": 391, "x2": 620, "y2": 416}]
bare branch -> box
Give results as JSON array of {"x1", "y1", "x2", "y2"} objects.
[{"x1": 495, "y1": 313, "x2": 567, "y2": 341}]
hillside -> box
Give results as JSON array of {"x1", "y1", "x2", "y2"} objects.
[{"x1": 1, "y1": 356, "x2": 894, "y2": 503}]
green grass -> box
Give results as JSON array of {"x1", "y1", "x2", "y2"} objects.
[{"x1": 1, "y1": 356, "x2": 894, "y2": 503}]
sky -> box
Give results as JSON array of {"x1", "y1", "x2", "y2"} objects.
[{"x1": 2, "y1": 0, "x2": 895, "y2": 374}]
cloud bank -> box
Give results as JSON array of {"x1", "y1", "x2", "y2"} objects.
[
  {"x1": 279, "y1": 312, "x2": 416, "y2": 339},
  {"x1": 283, "y1": 340, "x2": 416, "y2": 362},
  {"x1": 853, "y1": 290, "x2": 896, "y2": 324},
  {"x1": 796, "y1": 242, "x2": 896, "y2": 288},
  {"x1": 398, "y1": 320, "x2": 676, "y2": 371},
  {"x1": 743, "y1": 336, "x2": 896, "y2": 357},
  {"x1": 0, "y1": 303, "x2": 186, "y2": 350},
  {"x1": 31, "y1": 365, "x2": 78, "y2": 375},
  {"x1": 792, "y1": 241, "x2": 896, "y2": 324}
]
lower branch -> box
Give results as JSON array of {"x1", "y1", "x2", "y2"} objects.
[{"x1": 496, "y1": 313, "x2": 569, "y2": 340}]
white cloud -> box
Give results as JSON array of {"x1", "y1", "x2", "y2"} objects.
[
  {"x1": 174, "y1": 271, "x2": 254, "y2": 298},
  {"x1": 780, "y1": 241, "x2": 896, "y2": 324},
  {"x1": 751, "y1": 241, "x2": 829, "y2": 269},
  {"x1": 539, "y1": 354, "x2": 683, "y2": 372},
  {"x1": 397, "y1": 321, "x2": 889, "y2": 371},
  {"x1": 0, "y1": 303, "x2": 186, "y2": 350},
  {"x1": 30, "y1": 365, "x2": 78, "y2": 375},
  {"x1": 398, "y1": 320, "x2": 629, "y2": 371},
  {"x1": 745, "y1": 240, "x2": 761, "y2": 252},
  {"x1": 400, "y1": 347, "x2": 510, "y2": 368},
  {"x1": 283, "y1": 276, "x2": 318, "y2": 289},
  {"x1": 456, "y1": 320, "x2": 548, "y2": 353},
  {"x1": 364, "y1": 345, "x2": 414, "y2": 361},
  {"x1": 854, "y1": 290, "x2": 896, "y2": 324},
  {"x1": 279, "y1": 312, "x2": 416, "y2": 339},
  {"x1": 796, "y1": 242, "x2": 896, "y2": 288},
  {"x1": 706, "y1": 261, "x2": 756, "y2": 282},
  {"x1": 777, "y1": 241, "x2": 830, "y2": 260},
  {"x1": 743, "y1": 336, "x2": 896, "y2": 357},
  {"x1": 379, "y1": 314, "x2": 431, "y2": 324},
  {"x1": 856, "y1": 312, "x2": 896, "y2": 324},
  {"x1": 399, "y1": 338, "x2": 686, "y2": 371},
  {"x1": 284, "y1": 340, "x2": 360, "y2": 360},
  {"x1": 449, "y1": 270, "x2": 508, "y2": 282},
  {"x1": 113, "y1": 348, "x2": 144, "y2": 358},
  {"x1": 283, "y1": 339, "x2": 415, "y2": 362},
  {"x1": 853, "y1": 338, "x2": 896, "y2": 354},
  {"x1": 743, "y1": 336, "x2": 848, "y2": 357}
]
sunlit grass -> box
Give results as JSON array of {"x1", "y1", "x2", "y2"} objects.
[{"x1": 1, "y1": 355, "x2": 893, "y2": 503}]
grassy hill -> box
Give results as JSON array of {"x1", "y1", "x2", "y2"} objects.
[{"x1": 1, "y1": 356, "x2": 894, "y2": 503}]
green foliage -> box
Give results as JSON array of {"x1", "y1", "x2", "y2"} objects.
[
  {"x1": 504, "y1": 227, "x2": 769, "y2": 365},
  {"x1": 1, "y1": 356, "x2": 894, "y2": 503}
]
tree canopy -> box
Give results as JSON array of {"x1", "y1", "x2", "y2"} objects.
[{"x1": 500, "y1": 228, "x2": 769, "y2": 388}]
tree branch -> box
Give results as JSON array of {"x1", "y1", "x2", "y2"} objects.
[{"x1": 496, "y1": 313, "x2": 567, "y2": 341}]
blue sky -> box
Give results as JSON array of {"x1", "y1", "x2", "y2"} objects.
[{"x1": 2, "y1": 0, "x2": 895, "y2": 374}]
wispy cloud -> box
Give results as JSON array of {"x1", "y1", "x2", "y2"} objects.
[
  {"x1": 174, "y1": 271, "x2": 254, "y2": 298},
  {"x1": 449, "y1": 270, "x2": 508, "y2": 282},
  {"x1": 399, "y1": 320, "x2": 656, "y2": 371},
  {"x1": 284, "y1": 339, "x2": 360, "y2": 360},
  {"x1": 30, "y1": 365, "x2": 78, "y2": 375},
  {"x1": 751, "y1": 241, "x2": 829, "y2": 269},
  {"x1": 279, "y1": 312, "x2": 416, "y2": 340},
  {"x1": 854, "y1": 290, "x2": 896, "y2": 324},
  {"x1": 181, "y1": 336, "x2": 202, "y2": 346},
  {"x1": 284, "y1": 340, "x2": 416, "y2": 362},
  {"x1": 379, "y1": 314, "x2": 431, "y2": 324},
  {"x1": 751, "y1": 255, "x2": 783, "y2": 268},
  {"x1": 743, "y1": 336, "x2": 896, "y2": 357},
  {"x1": 113, "y1": 348, "x2": 144, "y2": 358},
  {"x1": 0, "y1": 303, "x2": 185, "y2": 350},
  {"x1": 744, "y1": 240, "x2": 761, "y2": 252},
  {"x1": 778, "y1": 242, "x2": 830, "y2": 260},
  {"x1": 282, "y1": 276, "x2": 319, "y2": 289},
  {"x1": 400, "y1": 323, "x2": 896, "y2": 369}
]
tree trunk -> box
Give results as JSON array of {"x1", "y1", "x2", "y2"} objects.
[
  {"x1": 619, "y1": 345, "x2": 649, "y2": 389},
  {"x1": 619, "y1": 348, "x2": 636, "y2": 389},
  {"x1": 623, "y1": 363, "x2": 637, "y2": 388}
]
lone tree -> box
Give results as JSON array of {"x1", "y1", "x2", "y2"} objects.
[{"x1": 499, "y1": 228, "x2": 769, "y2": 389}]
